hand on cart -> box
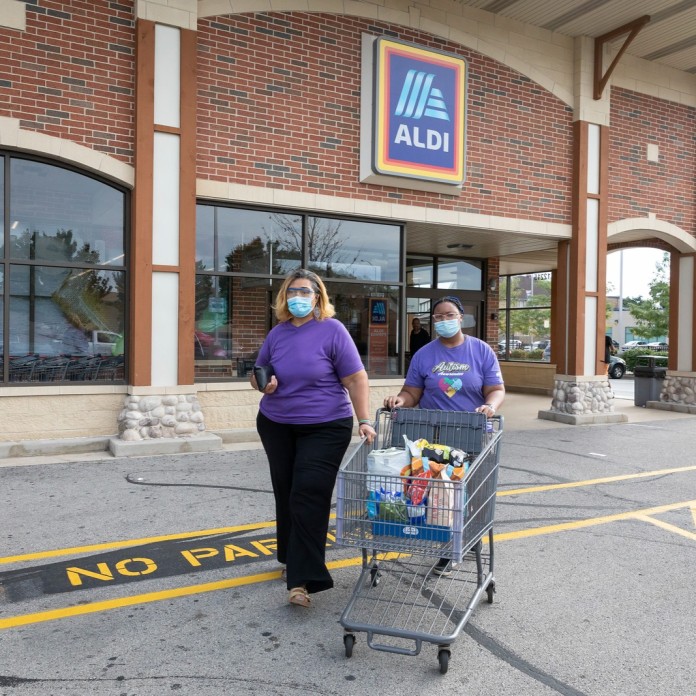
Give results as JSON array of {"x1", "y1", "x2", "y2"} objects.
[{"x1": 358, "y1": 420, "x2": 376, "y2": 444}]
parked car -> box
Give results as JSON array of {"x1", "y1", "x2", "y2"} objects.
[
  {"x1": 88, "y1": 330, "x2": 121, "y2": 356},
  {"x1": 646, "y1": 342, "x2": 669, "y2": 352},
  {"x1": 609, "y1": 355, "x2": 626, "y2": 379},
  {"x1": 542, "y1": 342, "x2": 551, "y2": 361},
  {"x1": 621, "y1": 340, "x2": 647, "y2": 351},
  {"x1": 498, "y1": 339, "x2": 522, "y2": 352}
]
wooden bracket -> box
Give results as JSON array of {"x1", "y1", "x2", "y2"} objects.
[{"x1": 594, "y1": 15, "x2": 650, "y2": 100}]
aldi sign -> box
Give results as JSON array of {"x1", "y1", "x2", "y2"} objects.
[{"x1": 372, "y1": 38, "x2": 466, "y2": 185}]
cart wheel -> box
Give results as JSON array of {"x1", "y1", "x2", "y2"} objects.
[
  {"x1": 438, "y1": 649, "x2": 450, "y2": 674},
  {"x1": 344, "y1": 633, "x2": 355, "y2": 658},
  {"x1": 486, "y1": 581, "x2": 496, "y2": 604},
  {"x1": 369, "y1": 567, "x2": 381, "y2": 587}
]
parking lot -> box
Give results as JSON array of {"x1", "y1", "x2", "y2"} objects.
[{"x1": 1, "y1": 402, "x2": 695, "y2": 696}]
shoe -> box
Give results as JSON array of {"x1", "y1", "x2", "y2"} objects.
[
  {"x1": 432, "y1": 558, "x2": 455, "y2": 577},
  {"x1": 289, "y1": 586, "x2": 311, "y2": 607},
  {"x1": 279, "y1": 565, "x2": 286, "y2": 582}
]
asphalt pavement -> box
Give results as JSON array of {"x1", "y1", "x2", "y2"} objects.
[{"x1": 1, "y1": 395, "x2": 695, "y2": 696}]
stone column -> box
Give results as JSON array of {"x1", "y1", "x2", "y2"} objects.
[{"x1": 112, "y1": 3, "x2": 221, "y2": 455}]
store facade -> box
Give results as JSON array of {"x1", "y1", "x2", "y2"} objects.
[{"x1": 1, "y1": 0, "x2": 695, "y2": 451}]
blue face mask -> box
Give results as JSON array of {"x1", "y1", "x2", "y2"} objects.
[
  {"x1": 434, "y1": 319, "x2": 461, "y2": 338},
  {"x1": 287, "y1": 296, "x2": 314, "y2": 318}
]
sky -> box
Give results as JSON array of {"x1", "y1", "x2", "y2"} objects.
[{"x1": 606, "y1": 248, "x2": 667, "y2": 300}]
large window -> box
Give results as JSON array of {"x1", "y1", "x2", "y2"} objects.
[
  {"x1": 498, "y1": 272, "x2": 552, "y2": 361},
  {"x1": 195, "y1": 204, "x2": 403, "y2": 380},
  {"x1": 1, "y1": 155, "x2": 127, "y2": 383}
]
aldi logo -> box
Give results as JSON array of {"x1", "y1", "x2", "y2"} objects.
[{"x1": 372, "y1": 38, "x2": 466, "y2": 185}]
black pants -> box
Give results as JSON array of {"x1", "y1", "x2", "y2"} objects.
[{"x1": 256, "y1": 412, "x2": 353, "y2": 594}]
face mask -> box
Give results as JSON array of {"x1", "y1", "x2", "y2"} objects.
[
  {"x1": 287, "y1": 296, "x2": 314, "y2": 318},
  {"x1": 434, "y1": 319, "x2": 461, "y2": 338}
]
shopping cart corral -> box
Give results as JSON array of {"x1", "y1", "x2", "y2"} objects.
[{"x1": 335, "y1": 408, "x2": 503, "y2": 673}]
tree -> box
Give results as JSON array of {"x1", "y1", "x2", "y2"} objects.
[{"x1": 627, "y1": 254, "x2": 670, "y2": 340}]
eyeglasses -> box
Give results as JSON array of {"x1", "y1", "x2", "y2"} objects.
[
  {"x1": 432, "y1": 312, "x2": 461, "y2": 321},
  {"x1": 287, "y1": 287, "x2": 315, "y2": 297}
]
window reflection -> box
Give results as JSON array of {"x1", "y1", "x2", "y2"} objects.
[
  {"x1": 498, "y1": 273, "x2": 552, "y2": 361},
  {"x1": 437, "y1": 259, "x2": 482, "y2": 290},
  {"x1": 308, "y1": 218, "x2": 400, "y2": 282},
  {"x1": 195, "y1": 204, "x2": 403, "y2": 380},
  {"x1": 9, "y1": 158, "x2": 125, "y2": 266},
  {"x1": 215, "y1": 208, "x2": 302, "y2": 274},
  {"x1": 8, "y1": 265, "x2": 125, "y2": 382},
  {"x1": 2, "y1": 156, "x2": 127, "y2": 383},
  {"x1": 406, "y1": 257, "x2": 433, "y2": 288}
]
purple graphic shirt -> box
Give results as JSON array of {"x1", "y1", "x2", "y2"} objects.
[{"x1": 405, "y1": 337, "x2": 503, "y2": 411}]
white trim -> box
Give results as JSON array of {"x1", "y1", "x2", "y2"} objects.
[
  {"x1": 585, "y1": 198, "x2": 599, "y2": 293},
  {"x1": 0, "y1": 117, "x2": 135, "y2": 187},
  {"x1": 584, "y1": 296, "x2": 597, "y2": 376},
  {"x1": 152, "y1": 132, "x2": 180, "y2": 266},
  {"x1": 677, "y1": 256, "x2": 694, "y2": 372},
  {"x1": 151, "y1": 272, "x2": 180, "y2": 387},
  {"x1": 0, "y1": 0, "x2": 25, "y2": 31},
  {"x1": 154, "y1": 24, "x2": 181, "y2": 128},
  {"x1": 608, "y1": 218, "x2": 696, "y2": 254}
]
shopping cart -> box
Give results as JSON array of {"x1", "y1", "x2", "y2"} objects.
[{"x1": 335, "y1": 407, "x2": 503, "y2": 673}]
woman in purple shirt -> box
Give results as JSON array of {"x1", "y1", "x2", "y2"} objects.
[
  {"x1": 384, "y1": 295, "x2": 505, "y2": 576},
  {"x1": 252, "y1": 269, "x2": 376, "y2": 608}
]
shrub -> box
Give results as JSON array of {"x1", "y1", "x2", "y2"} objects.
[{"x1": 619, "y1": 348, "x2": 668, "y2": 372}]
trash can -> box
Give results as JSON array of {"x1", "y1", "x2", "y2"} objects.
[{"x1": 633, "y1": 355, "x2": 668, "y2": 407}]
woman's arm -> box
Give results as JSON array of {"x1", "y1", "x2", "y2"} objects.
[
  {"x1": 476, "y1": 384, "x2": 505, "y2": 417},
  {"x1": 341, "y1": 369, "x2": 376, "y2": 443},
  {"x1": 383, "y1": 385, "x2": 423, "y2": 410}
]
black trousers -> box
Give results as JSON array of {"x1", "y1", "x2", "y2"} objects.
[{"x1": 256, "y1": 412, "x2": 353, "y2": 594}]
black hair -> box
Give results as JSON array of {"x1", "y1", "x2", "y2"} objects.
[{"x1": 432, "y1": 295, "x2": 464, "y2": 314}]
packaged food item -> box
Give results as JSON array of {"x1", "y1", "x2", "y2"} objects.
[
  {"x1": 376, "y1": 490, "x2": 408, "y2": 523},
  {"x1": 367, "y1": 447, "x2": 408, "y2": 492},
  {"x1": 426, "y1": 467, "x2": 454, "y2": 527}
]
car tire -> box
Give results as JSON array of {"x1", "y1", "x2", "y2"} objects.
[{"x1": 609, "y1": 363, "x2": 625, "y2": 379}]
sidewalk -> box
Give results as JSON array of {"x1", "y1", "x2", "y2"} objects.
[{"x1": 2, "y1": 392, "x2": 694, "y2": 468}]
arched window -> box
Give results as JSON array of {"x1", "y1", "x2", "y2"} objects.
[{"x1": 0, "y1": 154, "x2": 128, "y2": 383}]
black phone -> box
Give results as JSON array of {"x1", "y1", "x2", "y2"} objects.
[{"x1": 253, "y1": 365, "x2": 275, "y2": 391}]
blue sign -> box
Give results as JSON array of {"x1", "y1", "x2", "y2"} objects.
[{"x1": 373, "y1": 38, "x2": 466, "y2": 184}]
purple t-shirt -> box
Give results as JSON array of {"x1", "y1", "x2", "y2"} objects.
[
  {"x1": 405, "y1": 337, "x2": 503, "y2": 411},
  {"x1": 256, "y1": 318, "x2": 365, "y2": 424}
]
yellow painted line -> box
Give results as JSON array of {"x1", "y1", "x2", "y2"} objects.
[
  {"x1": 3, "y1": 464, "x2": 695, "y2": 567},
  {"x1": 497, "y1": 464, "x2": 696, "y2": 497},
  {"x1": 0, "y1": 553, "x2": 406, "y2": 630},
  {"x1": 2, "y1": 501, "x2": 695, "y2": 630},
  {"x1": 494, "y1": 499, "x2": 696, "y2": 542},
  {"x1": 0, "y1": 520, "x2": 276, "y2": 565},
  {"x1": 633, "y1": 514, "x2": 696, "y2": 542}
]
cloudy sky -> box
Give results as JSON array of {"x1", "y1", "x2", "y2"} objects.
[{"x1": 606, "y1": 248, "x2": 667, "y2": 299}]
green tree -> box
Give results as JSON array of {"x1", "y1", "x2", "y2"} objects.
[{"x1": 626, "y1": 254, "x2": 670, "y2": 340}]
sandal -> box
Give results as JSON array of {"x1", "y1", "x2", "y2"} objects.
[
  {"x1": 279, "y1": 566, "x2": 287, "y2": 582},
  {"x1": 288, "y1": 586, "x2": 311, "y2": 608}
]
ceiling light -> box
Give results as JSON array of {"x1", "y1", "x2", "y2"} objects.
[{"x1": 446, "y1": 243, "x2": 473, "y2": 249}]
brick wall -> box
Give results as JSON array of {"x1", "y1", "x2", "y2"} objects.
[
  {"x1": 609, "y1": 87, "x2": 695, "y2": 232},
  {"x1": 197, "y1": 12, "x2": 574, "y2": 223},
  {"x1": 0, "y1": 0, "x2": 135, "y2": 164}
]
